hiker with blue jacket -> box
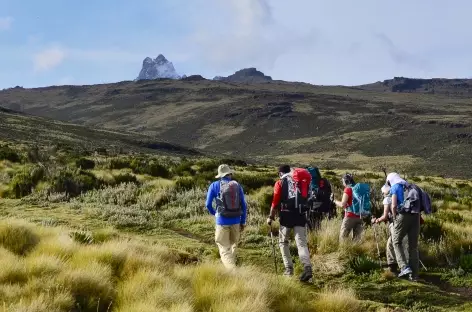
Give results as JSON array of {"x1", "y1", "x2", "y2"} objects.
[
  {"x1": 386, "y1": 172, "x2": 420, "y2": 280},
  {"x1": 206, "y1": 164, "x2": 247, "y2": 269}
]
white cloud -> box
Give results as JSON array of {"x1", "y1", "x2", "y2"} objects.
[
  {"x1": 33, "y1": 46, "x2": 67, "y2": 72},
  {"x1": 188, "y1": 0, "x2": 317, "y2": 74},
  {"x1": 0, "y1": 16, "x2": 14, "y2": 31}
]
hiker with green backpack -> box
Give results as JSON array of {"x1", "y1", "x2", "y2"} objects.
[{"x1": 334, "y1": 173, "x2": 371, "y2": 242}]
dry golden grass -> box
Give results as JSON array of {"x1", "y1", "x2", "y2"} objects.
[
  {"x1": 313, "y1": 287, "x2": 362, "y2": 312},
  {"x1": 0, "y1": 219, "x2": 370, "y2": 312}
]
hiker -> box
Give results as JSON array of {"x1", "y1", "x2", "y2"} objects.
[
  {"x1": 371, "y1": 183, "x2": 409, "y2": 274},
  {"x1": 266, "y1": 165, "x2": 313, "y2": 282},
  {"x1": 205, "y1": 164, "x2": 247, "y2": 269},
  {"x1": 306, "y1": 166, "x2": 335, "y2": 230},
  {"x1": 386, "y1": 172, "x2": 420, "y2": 279},
  {"x1": 334, "y1": 173, "x2": 364, "y2": 242}
]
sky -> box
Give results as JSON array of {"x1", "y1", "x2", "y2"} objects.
[{"x1": 1, "y1": 0, "x2": 472, "y2": 89}]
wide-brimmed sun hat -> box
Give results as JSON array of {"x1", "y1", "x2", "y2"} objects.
[{"x1": 215, "y1": 164, "x2": 233, "y2": 178}]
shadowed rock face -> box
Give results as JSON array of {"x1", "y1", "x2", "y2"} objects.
[
  {"x1": 214, "y1": 68, "x2": 272, "y2": 83},
  {"x1": 137, "y1": 54, "x2": 181, "y2": 80}
]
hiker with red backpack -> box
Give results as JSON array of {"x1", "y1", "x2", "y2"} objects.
[
  {"x1": 205, "y1": 164, "x2": 247, "y2": 270},
  {"x1": 334, "y1": 173, "x2": 371, "y2": 242},
  {"x1": 266, "y1": 165, "x2": 313, "y2": 282}
]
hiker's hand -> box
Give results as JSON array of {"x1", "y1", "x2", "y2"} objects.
[
  {"x1": 240, "y1": 224, "x2": 245, "y2": 232},
  {"x1": 371, "y1": 217, "x2": 377, "y2": 224},
  {"x1": 266, "y1": 217, "x2": 274, "y2": 225}
]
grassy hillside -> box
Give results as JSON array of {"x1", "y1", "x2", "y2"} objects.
[
  {"x1": 0, "y1": 107, "x2": 202, "y2": 157},
  {"x1": 1, "y1": 79, "x2": 471, "y2": 178},
  {"x1": 1, "y1": 137, "x2": 472, "y2": 311}
]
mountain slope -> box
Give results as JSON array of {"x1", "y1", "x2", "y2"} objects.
[
  {"x1": 1, "y1": 79, "x2": 471, "y2": 177},
  {"x1": 0, "y1": 108, "x2": 201, "y2": 156}
]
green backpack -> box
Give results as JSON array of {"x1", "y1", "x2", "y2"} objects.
[{"x1": 348, "y1": 183, "x2": 371, "y2": 217}]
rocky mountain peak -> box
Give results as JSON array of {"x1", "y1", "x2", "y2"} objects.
[
  {"x1": 137, "y1": 54, "x2": 181, "y2": 80},
  {"x1": 213, "y1": 68, "x2": 272, "y2": 83}
]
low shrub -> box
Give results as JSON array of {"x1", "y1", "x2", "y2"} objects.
[
  {"x1": 50, "y1": 168, "x2": 101, "y2": 197},
  {"x1": 172, "y1": 161, "x2": 196, "y2": 176},
  {"x1": 113, "y1": 173, "x2": 139, "y2": 185},
  {"x1": 237, "y1": 173, "x2": 275, "y2": 193},
  {"x1": 8, "y1": 165, "x2": 45, "y2": 198},
  {"x1": 75, "y1": 157, "x2": 95, "y2": 170},
  {"x1": 459, "y1": 254, "x2": 472, "y2": 272},
  {"x1": 130, "y1": 159, "x2": 170, "y2": 178},
  {"x1": 108, "y1": 158, "x2": 132, "y2": 170},
  {"x1": 0, "y1": 145, "x2": 21, "y2": 162},
  {"x1": 421, "y1": 217, "x2": 444, "y2": 242},
  {"x1": 175, "y1": 177, "x2": 209, "y2": 191}
]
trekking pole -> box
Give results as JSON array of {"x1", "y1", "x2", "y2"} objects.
[
  {"x1": 372, "y1": 223, "x2": 382, "y2": 268},
  {"x1": 269, "y1": 225, "x2": 278, "y2": 274}
]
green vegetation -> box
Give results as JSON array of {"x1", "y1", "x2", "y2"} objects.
[{"x1": 1, "y1": 141, "x2": 472, "y2": 311}]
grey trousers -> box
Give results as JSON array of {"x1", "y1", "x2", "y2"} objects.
[
  {"x1": 339, "y1": 217, "x2": 363, "y2": 242},
  {"x1": 392, "y1": 213, "x2": 420, "y2": 277},
  {"x1": 387, "y1": 222, "x2": 409, "y2": 265},
  {"x1": 279, "y1": 226, "x2": 312, "y2": 269}
]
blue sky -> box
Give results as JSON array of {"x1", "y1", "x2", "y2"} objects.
[{"x1": 1, "y1": 0, "x2": 471, "y2": 89}]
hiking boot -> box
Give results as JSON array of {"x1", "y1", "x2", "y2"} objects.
[
  {"x1": 398, "y1": 266, "x2": 412, "y2": 278},
  {"x1": 299, "y1": 266, "x2": 313, "y2": 282},
  {"x1": 283, "y1": 267, "x2": 294, "y2": 277},
  {"x1": 408, "y1": 274, "x2": 419, "y2": 282},
  {"x1": 387, "y1": 263, "x2": 398, "y2": 274}
]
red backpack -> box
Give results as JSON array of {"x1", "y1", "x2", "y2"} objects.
[{"x1": 281, "y1": 168, "x2": 312, "y2": 213}]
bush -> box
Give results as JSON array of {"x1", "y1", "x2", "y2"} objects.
[
  {"x1": 421, "y1": 217, "x2": 444, "y2": 242},
  {"x1": 459, "y1": 254, "x2": 472, "y2": 272},
  {"x1": 9, "y1": 170, "x2": 34, "y2": 198},
  {"x1": 8, "y1": 165, "x2": 44, "y2": 198},
  {"x1": 113, "y1": 173, "x2": 139, "y2": 185},
  {"x1": 237, "y1": 173, "x2": 275, "y2": 193},
  {"x1": 75, "y1": 157, "x2": 95, "y2": 170},
  {"x1": 108, "y1": 158, "x2": 132, "y2": 170},
  {"x1": 130, "y1": 158, "x2": 170, "y2": 178},
  {"x1": 0, "y1": 145, "x2": 21, "y2": 162},
  {"x1": 50, "y1": 169, "x2": 101, "y2": 197},
  {"x1": 175, "y1": 177, "x2": 209, "y2": 191},
  {"x1": 172, "y1": 161, "x2": 196, "y2": 176}
]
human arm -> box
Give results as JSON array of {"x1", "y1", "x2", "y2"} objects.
[
  {"x1": 391, "y1": 194, "x2": 398, "y2": 219},
  {"x1": 334, "y1": 190, "x2": 350, "y2": 209},
  {"x1": 239, "y1": 185, "x2": 247, "y2": 226},
  {"x1": 205, "y1": 182, "x2": 217, "y2": 215},
  {"x1": 267, "y1": 181, "x2": 281, "y2": 224},
  {"x1": 373, "y1": 204, "x2": 390, "y2": 224}
]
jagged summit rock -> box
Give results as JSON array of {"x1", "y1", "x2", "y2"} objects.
[
  {"x1": 136, "y1": 54, "x2": 181, "y2": 80},
  {"x1": 213, "y1": 68, "x2": 272, "y2": 83}
]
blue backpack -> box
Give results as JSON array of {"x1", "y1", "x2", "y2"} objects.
[{"x1": 348, "y1": 183, "x2": 371, "y2": 217}]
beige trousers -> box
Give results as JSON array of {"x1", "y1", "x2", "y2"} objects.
[
  {"x1": 339, "y1": 217, "x2": 363, "y2": 242},
  {"x1": 215, "y1": 224, "x2": 241, "y2": 269}
]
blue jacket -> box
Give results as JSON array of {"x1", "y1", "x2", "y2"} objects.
[{"x1": 205, "y1": 177, "x2": 247, "y2": 225}]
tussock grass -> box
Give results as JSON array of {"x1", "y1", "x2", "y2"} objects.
[
  {"x1": 0, "y1": 219, "x2": 370, "y2": 312},
  {"x1": 313, "y1": 287, "x2": 362, "y2": 312},
  {"x1": 0, "y1": 220, "x2": 40, "y2": 255}
]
